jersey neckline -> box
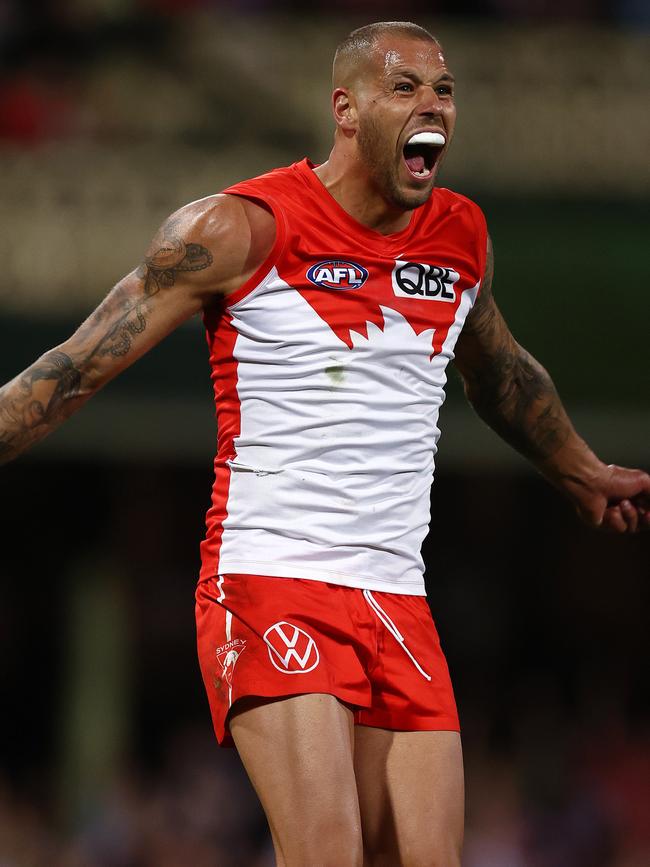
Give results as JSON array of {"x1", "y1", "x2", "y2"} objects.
[{"x1": 295, "y1": 158, "x2": 431, "y2": 250}]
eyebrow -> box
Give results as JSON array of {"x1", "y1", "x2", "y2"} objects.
[{"x1": 390, "y1": 70, "x2": 456, "y2": 85}]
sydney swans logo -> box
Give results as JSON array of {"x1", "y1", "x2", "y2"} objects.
[
  {"x1": 215, "y1": 638, "x2": 246, "y2": 688},
  {"x1": 263, "y1": 622, "x2": 320, "y2": 674}
]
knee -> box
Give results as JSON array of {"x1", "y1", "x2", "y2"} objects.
[
  {"x1": 405, "y1": 841, "x2": 462, "y2": 867},
  {"x1": 306, "y1": 821, "x2": 363, "y2": 867},
  {"x1": 364, "y1": 839, "x2": 461, "y2": 867},
  {"x1": 285, "y1": 841, "x2": 362, "y2": 866},
  {"x1": 277, "y1": 813, "x2": 363, "y2": 867},
  {"x1": 301, "y1": 842, "x2": 362, "y2": 867},
  {"x1": 430, "y1": 853, "x2": 461, "y2": 867}
]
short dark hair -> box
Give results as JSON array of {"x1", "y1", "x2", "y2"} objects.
[{"x1": 333, "y1": 21, "x2": 439, "y2": 84}]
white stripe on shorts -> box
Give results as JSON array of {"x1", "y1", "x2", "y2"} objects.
[
  {"x1": 363, "y1": 589, "x2": 432, "y2": 682},
  {"x1": 225, "y1": 608, "x2": 233, "y2": 707}
]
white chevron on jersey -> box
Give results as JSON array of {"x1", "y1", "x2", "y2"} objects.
[
  {"x1": 215, "y1": 267, "x2": 479, "y2": 594},
  {"x1": 200, "y1": 159, "x2": 489, "y2": 595}
]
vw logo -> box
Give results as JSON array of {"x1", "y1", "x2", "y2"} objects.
[{"x1": 263, "y1": 621, "x2": 320, "y2": 674}]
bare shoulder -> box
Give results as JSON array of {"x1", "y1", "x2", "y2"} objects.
[
  {"x1": 150, "y1": 193, "x2": 276, "y2": 299},
  {"x1": 219, "y1": 194, "x2": 277, "y2": 295}
]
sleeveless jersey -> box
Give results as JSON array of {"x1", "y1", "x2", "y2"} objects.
[{"x1": 200, "y1": 159, "x2": 487, "y2": 595}]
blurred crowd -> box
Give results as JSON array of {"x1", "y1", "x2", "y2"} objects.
[
  {"x1": 0, "y1": 719, "x2": 649, "y2": 866},
  {"x1": 0, "y1": 727, "x2": 275, "y2": 867},
  {"x1": 1, "y1": 0, "x2": 649, "y2": 145}
]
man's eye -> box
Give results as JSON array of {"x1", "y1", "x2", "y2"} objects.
[
  {"x1": 436, "y1": 85, "x2": 453, "y2": 96},
  {"x1": 395, "y1": 83, "x2": 414, "y2": 93}
]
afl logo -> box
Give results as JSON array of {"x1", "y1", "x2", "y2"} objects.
[{"x1": 306, "y1": 260, "x2": 368, "y2": 290}]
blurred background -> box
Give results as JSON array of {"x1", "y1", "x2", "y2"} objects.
[{"x1": 0, "y1": 1, "x2": 649, "y2": 865}]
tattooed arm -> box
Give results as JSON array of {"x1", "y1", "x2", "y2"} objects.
[
  {"x1": 454, "y1": 235, "x2": 650, "y2": 533},
  {"x1": 0, "y1": 194, "x2": 275, "y2": 464}
]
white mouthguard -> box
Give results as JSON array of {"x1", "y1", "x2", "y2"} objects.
[{"x1": 407, "y1": 131, "x2": 446, "y2": 147}]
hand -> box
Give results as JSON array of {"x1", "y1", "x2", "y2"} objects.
[{"x1": 567, "y1": 463, "x2": 650, "y2": 534}]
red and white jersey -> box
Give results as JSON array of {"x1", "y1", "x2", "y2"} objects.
[{"x1": 200, "y1": 159, "x2": 487, "y2": 595}]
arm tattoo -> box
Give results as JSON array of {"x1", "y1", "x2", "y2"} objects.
[
  {"x1": 465, "y1": 344, "x2": 570, "y2": 462},
  {"x1": 461, "y1": 238, "x2": 495, "y2": 342},
  {"x1": 93, "y1": 219, "x2": 213, "y2": 359},
  {"x1": 0, "y1": 218, "x2": 213, "y2": 462},
  {"x1": 0, "y1": 351, "x2": 82, "y2": 462},
  {"x1": 461, "y1": 239, "x2": 572, "y2": 465}
]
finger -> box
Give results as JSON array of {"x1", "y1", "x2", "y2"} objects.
[
  {"x1": 608, "y1": 466, "x2": 650, "y2": 498},
  {"x1": 639, "y1": 508, "x2": 650, "y2": 532},
  {"x1": 578, "y1": 504, "x2": 604, "y2": 528},
  {"x1": 626, "y1": 501, "x2": 650, "y2": 533},
  {"x1": 601, "y1": 505, "x2": 628, "y2": 534},
  {"x1": 620, "y1": 499, "x2": 638, "y2": 533},
  {"x1": 631, "y1": 491, "x2": 650, "y2": 511},
  {"x1": 628, "y1": 470, "x2": 650, "y2": 498}
]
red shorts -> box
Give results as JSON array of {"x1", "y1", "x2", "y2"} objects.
[{"x1": 195, "y1": 573, "x2": 459, "y2": 746}]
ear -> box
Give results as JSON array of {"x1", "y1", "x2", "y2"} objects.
[{"x1": 332, "y1": 87, "x2": 357, "y2": 133}]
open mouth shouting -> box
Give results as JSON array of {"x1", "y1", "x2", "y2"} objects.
[{"x1": 402, "y1": 131, "x2": 446, "y2": 181}]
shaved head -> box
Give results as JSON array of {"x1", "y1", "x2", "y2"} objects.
[
  {"x1": 326, "y1": 20, "x2": 455, "y2": 215},
  {"x1": 333, "y1": 21, "x2": 440, "y2": 88}
]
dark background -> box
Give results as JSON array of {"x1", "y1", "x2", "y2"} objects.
[{"x1": 0, "y1": 2, "x2": 648, "y2": 865}]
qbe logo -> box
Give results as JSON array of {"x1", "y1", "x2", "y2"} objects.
[
  {"x1": 392, "y1": 260, "x2": 460, "y2": 302},
  {"x1": 263, "y1": 621, "x2": 320, "y2": 674},
  {"x1": 306, "y1": 260, "x2": 369, "y2": 290}
]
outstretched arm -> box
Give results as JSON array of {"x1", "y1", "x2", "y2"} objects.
[
  {"x1": 454, "y1": 236, "x2": 650, "y2": 533},
  {"x1": 0, "y1": 194, "x2": 274, "y2": 464}
]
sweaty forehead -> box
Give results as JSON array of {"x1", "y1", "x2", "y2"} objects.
[
  {"x1": 334, "y1": 35, "x2": 447, "y2": 89},
  {"x1": 374, "y1": 38, "x2": 447, "y2": 78}
]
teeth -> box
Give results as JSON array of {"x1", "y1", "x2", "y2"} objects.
[{"x1": 407, "y1": 131, "x2": 445, "y2": 147}]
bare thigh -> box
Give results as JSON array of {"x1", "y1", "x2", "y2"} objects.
[
  {"x1": 229, "y1": 693, "x2": 363, "y2": 867},
  {"x1": 354, "y1": 727, "x2": 464, "y2": 867}
]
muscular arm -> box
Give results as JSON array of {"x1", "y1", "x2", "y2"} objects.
[
  {"x1": 454, "y1": 235, "x2": 650, "y2": 533},
  {"x1": 0, "y1": 194, "x2": 274, "y2": 464}
]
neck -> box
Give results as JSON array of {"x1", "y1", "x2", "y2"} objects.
[{"x1": 313, "y1": 147, "x2": 413, "y2": 236}]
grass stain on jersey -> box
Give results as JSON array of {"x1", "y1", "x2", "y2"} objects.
[{"x1": 325, "y1": 364, "x2": 346, "y2": 386}]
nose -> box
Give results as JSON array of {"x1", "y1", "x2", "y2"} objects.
[{"x1": 416, "y1": 86, "x2": 445, "y2": 118}]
